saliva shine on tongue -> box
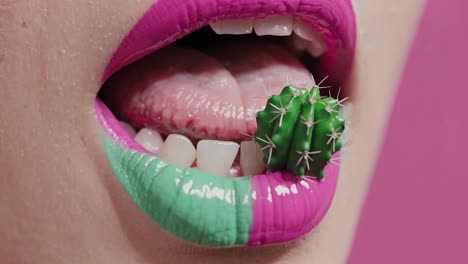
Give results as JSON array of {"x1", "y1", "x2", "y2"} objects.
[{"x1": 254, "y1": 84, "x2": 346, "y2": 179}]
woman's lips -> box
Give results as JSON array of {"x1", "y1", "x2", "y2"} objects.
[{"x1": 97, "y1": 0, "x2": 356, "y2": 247}]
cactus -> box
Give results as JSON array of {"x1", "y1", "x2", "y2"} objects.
[{"x1": 254, "y1": 84, "x2": 345, "y2": 179}]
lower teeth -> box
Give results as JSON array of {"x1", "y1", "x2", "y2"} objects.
[
  {"x1": 119, "y1": 103, "x2": 351, "y2": 179},
  {"x1": 122, "y1": 121, "x2": 266, "y2": 178}
]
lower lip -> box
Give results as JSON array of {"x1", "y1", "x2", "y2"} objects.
[{"x1": 95, "y1": 99, "x2": 340, "y2": 247}]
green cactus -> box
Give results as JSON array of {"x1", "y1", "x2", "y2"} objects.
[{"x1": 254, "y1": 84, "x2": 345, "y2": 179}]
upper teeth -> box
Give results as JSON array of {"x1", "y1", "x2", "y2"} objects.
[
  {"x1": 210, "y1": 19, "x2": 254, "y2": 35},
  {"x1": 254, "y1": 16, "x2": 293, "y2": 36},
  {"x1": 209, "y1": 16, "x2": 327, "y2": 58}
]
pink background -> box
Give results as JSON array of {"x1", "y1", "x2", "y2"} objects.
[{"x1": 348, "y1": 1, "x2": 468, "y2": 263}]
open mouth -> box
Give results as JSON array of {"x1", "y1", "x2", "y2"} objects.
[{"x1": 95, "y1": 0, "x2": 356, "y2": 247}]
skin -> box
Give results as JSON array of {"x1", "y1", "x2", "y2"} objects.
[{"x1": 0, "y1": 0, "x2": 425, "y2": 263}]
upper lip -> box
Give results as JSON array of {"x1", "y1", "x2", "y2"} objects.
[
  {"x1": 98, "y1": 0, "x2": 356, "y2": 247},
  {"x1": 102, "y1": 0, "x2": 356, "y2": 86}
]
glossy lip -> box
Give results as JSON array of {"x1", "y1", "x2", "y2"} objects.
[
  {"x1": 96, "y1": 99, "x2": 340, "y2": 247},
  {"x1": 101, "y1": 0, "x2": 356, "y2": 85},
  {"x1": 97, "y1": 0, "x2": 355, "y2": 247}
]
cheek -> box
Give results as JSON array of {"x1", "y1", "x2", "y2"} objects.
[
  {"x1": 332, "y1": 0, "x2": 425, "y2": 237},
  {"x1": 349, "y1": 0, "x2": 425, "y2": 161}
]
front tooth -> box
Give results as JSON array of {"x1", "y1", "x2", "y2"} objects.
[
  {"x1": 159, "y1": 134, "x2": 196, "y2": 167},
  {"x1": 120, "y1": 121, "x2": 136, "y2": 137},
  {"x1": 197, "y1": 140, "x2": 239, "y2": 177},
  {"x1": 240, "y1": 141, "x2": 265, "y2": 176},
  {"x1": 293, "y1": 20, "x2": 327, "y2": 57},
  {"x1": 134, "y1": 128, "x2": 164, "y2": 154},
  {"x1": 254, "y1": 16, "x2": 293, "y2": 36},
  {"x1": 210, "y1": 19, "x2": 254, "y2": 35}
]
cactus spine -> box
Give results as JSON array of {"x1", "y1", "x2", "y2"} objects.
[{"x1": 254, "y1": 85, "x2": 345, "y2": 179}]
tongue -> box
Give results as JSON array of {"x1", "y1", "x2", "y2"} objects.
[{"x1": 101, "y1": 39, "x2": 315, "y2": 141}]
